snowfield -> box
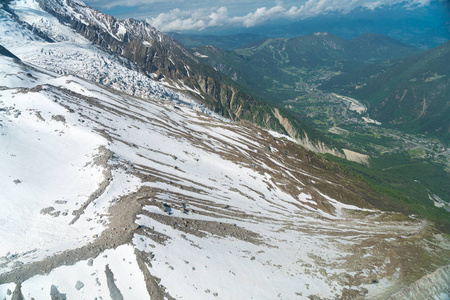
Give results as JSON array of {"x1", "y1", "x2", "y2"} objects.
[
  {"x1": 0, "y1": 0, "x2": 209, "y2": 113},
  {"x1": 0, "y1": 0, "x2": 449, "y2": 299}
]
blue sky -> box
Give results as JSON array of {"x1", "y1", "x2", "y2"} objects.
[{"x1": 83, "y1": 0, "x2": 441, "y2": 32}]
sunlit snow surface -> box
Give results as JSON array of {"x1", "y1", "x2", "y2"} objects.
[
  {"x1": 0, "y1": 57, "x2": 141, "y2": 267},
  {"x1": 0, "y1": 0, "x2": 449, "y2": 299},
  {"x1": 0, "y1": 0, "x2": 208, "y2": 113},
  {"x1": 0, "y1": 55, "x2": 358, "y2": 299}
]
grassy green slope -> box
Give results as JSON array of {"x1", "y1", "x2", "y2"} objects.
[
  {"x1": 190, "y1": 34, "x2": 450, "y2": 231},
  {"x1": 324, "y1": 152, "x2": 450, "y2": 232},
  {"x1": 325, "y1": 41, "x2": 450, "y2": 143},
  {"x1": 193, "y1": 32, "x2": 419, "y2": 103}
]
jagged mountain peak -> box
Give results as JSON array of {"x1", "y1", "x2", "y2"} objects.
[
  {"x1": 37, "y1": 0, "x2": 176, "y2": 45},
  {"x1": 17, "y1": 0, "x2": 195, "y2": 66}
]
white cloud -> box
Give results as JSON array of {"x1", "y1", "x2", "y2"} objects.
[
  {"x1": 149, "y1": 7, "x2": 231, "y2": 32},
  {"x1": 148, "y1": 5, "x2": 288, "y2": 31},
  {"x1": 232, "y1": 5, "x2": 286, "y2": 27},
  {"x1": 144, "y1": 0, "x2": 434, "y2": 32},
  {"x1": 207, "y1": 6, "x2": 230, "y2": 27}
]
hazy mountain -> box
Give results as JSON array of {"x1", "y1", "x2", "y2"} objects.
[
  {"x1": 323, "y1": 41, "x2": 450, "y2": 143},
  {"x1": 348, "y1": 33, "x2": 420, "y2": 61},
  {"x1": 238, "y1": 32, "x2": 418, "y2": 65},
  {"x1": 188, "y1": 2, "x2": 449, "y2": 50},
  {"x1": 167, "y1": 32, "x2": 267, "y2": 50},
  {"x1": 193, "y1": 32, "x2": 418, "y2": 102}
]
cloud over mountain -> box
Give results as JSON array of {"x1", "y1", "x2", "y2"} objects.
[{"x1": 144, "y1": 0, "x2": 432, "y2": 32}]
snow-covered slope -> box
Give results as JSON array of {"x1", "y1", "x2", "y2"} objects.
[
  {"x1": 0, "y1": 53, "x2": 449, "y2": 300},
  {"x1": 0, "y1": 0, "x2": 449, "y2": 299},
  {"x1": 0, "y1": 0, "x2": 205, "y2": 110}
]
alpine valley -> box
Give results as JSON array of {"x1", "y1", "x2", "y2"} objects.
[{"x1": 0, "y1": 1, "x2": 449, "y2": 300}]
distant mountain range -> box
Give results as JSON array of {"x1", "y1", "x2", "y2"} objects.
[
  {"x1": 171, "y1": 1, "x2": 449, "y2": 50},
  {"x1": 167, "y1": 32, "x2": 266, "y2": 50},
  {"x1": 322, "y1": 41, "x2": 450, "y2": 143},
  {"x1": 185, "y1": 31, "x2": 450, "y2": 143},
  {"x1": 192, "y1": 32, "x2": 419, "y2": 103}
]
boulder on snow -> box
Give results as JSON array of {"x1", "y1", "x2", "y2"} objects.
[{"x1": 75, "y1": 281, "x2": 85, "y2": 290}]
